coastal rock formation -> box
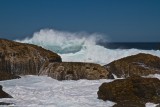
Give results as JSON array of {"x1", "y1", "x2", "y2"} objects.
[
  {"x1": 0, "y1": 39, "x2": 62, "y2": 75},
  {"x1": 39, "y1": 62, "x2": 109, "y2": 80},
  {"x1": 0, "y1": 85, "x2": 12, "y2": 98},
  {"x1": 0, "y1": 72, "x2": 20, "y2": 81},
  {"x1": 105, "y1": 53, "x2": 160, "y2": 78},
  {"x1": 97, "y1": 75, "x2": 160, "y2": 106}
]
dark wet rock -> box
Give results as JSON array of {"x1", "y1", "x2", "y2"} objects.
[
  {"x1": 107, "y1": 72, "x2": 114, "y2": 79},
  {"x1": 0, "y1": 38, "x2": 61, "y2": 76},
  {"x1": 0, "y1": 72, "x2": 20, "y2": 81},
  {"x1": 113, "y1": 101, "x2": 145, "y2": 107},
  {"x1": 39, "y1": 62, "x2": 109, "y2": 80},
  {"x1": 104, "y1": 53, "x2": 160, "y2": 78},
  {"x1": 0, "y1": 102, "x2": 13, "y2": 105},
  {"x1": 0, "y1": 85, "x2": 12, "y2": 98},
  {"x1": 97, "y1": 75, "x2": 160, "y2": 106}
]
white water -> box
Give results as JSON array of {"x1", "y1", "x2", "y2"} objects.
[
  {"x1": 0, "y1": 75, "x2": 160, "y2": 107},
  {"x1": 0, "y1": 76, "x2": 115, "y2": 107},
  {"x1": 60, "y1": 47, "x2": 160, "y2": 65},
  {"x1": 16, "y1": 29, "x2": 160, "y2": 65}
]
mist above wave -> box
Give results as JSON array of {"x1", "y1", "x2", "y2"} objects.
[{"x1": 16, "y1": 29, "x2": 160, "y2": 65}]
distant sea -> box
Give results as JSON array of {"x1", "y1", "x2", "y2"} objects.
[{"x1": 100, "y1": 42, "x2": 160, "y2": 50}]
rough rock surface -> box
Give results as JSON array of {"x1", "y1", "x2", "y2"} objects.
[
  {"x1": 0, "y1": 39, "x2": 62, "y2": 75},
  {"x1": 0, "y1": 85, "x2": 12, "y2": 98},
  {"x1": 105, "y1": 53, "x2": 160, "y2": 78},
  {"x1": 0, "y1": 72, "x2": 20, "y2": 81},
  {"x1": 97, "y1": 75, "x2": 160, "y2": 106},
  {"x1": 39, "y1": 62, "x2": 109, "y2": 80}
]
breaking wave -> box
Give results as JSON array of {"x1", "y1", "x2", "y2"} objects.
[
  {"x1": 16, "y1": 29, "x2": 160, "y2": 65},
  {"x1": 16, "y1": 29, "x2": 105, "y2": 54}
]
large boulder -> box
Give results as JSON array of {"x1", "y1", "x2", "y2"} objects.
[
  {"x1": 0, "y1": 85, "x2": 12, "y2": 98},
  {"x1": 39, "y1": 62, "x2": 109, "y2": 80},
  {"x1": 105, "y1": 53, "x2": 160, "y2": 78},
  {"x1": 97, "y1": 75, "x2": 160, "y2": 106},
  {"x1": 0, "y1": 39, "x2": 62, "y2": 75}
]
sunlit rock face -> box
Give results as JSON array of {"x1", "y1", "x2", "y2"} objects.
[
  {"x1": 105, "y1": 53, "x2": 160, "y2": 78},
  {"x1": 39, "y1": 62, "x2": 109, "y2": 80},
  {"x1": 98, "y1": 75, "x2": 160, "y2": 107},
  {"x1": 0, "y1": 39, "x2": 62, "y2": 75}
]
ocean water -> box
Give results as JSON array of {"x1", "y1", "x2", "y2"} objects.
[
  {"x1": 0, "y1": 29, "x2": 159, "y2": 107},
  {"x1": 100, "y1": 42, "x2": 160, "y2": 50},
  {"x1": 16, "y1": 29, "x2": 160, "y2": 65}
]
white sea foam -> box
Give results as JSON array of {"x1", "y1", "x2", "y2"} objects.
[
  {"x1": 0, "y1": 75, "x2": 115, "y2": 107},
  {"x1": 15, "y1": 29, "x2": 105, "y2": 54},
  {"x1": 0, "y1": 74, "x2": 160, "y2": 107},
  {"x1": 16, "y1": 29, "x2": 160, "y2": 65}
]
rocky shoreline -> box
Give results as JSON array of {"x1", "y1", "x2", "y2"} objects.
[{"x1": 0, "y1": 38, "x2": 160, "y2": 106}]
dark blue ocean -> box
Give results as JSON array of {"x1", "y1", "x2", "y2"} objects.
[{"x1": 99, "y1": 42, "x2": 160, "y2": 50}]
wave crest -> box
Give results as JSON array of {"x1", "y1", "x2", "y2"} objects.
[
  {"x1": 16, "y1": 29, "x2": 105, "y2": 54},
  {"x1": 15, "y1": 29, "x2": 160, "y2": 65}
]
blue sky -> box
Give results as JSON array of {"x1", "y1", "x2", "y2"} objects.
[{"x1": 0, "y1": 0, "x2": 160, "y2": 42}]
